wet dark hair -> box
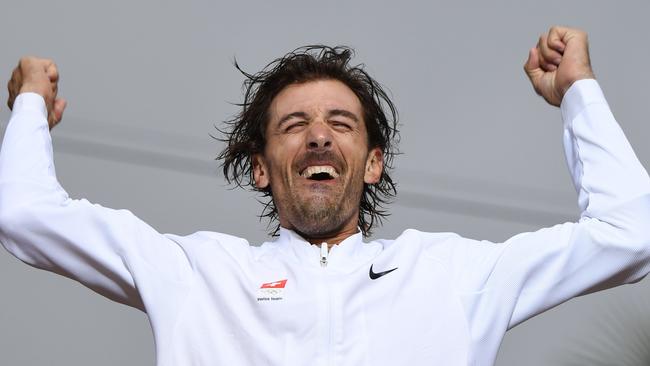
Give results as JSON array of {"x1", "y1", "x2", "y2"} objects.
[{"x1": 217, "y1": 45, "x2": 399, "y2": 237}]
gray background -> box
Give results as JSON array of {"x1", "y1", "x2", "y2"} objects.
[{"x1": 1, "y1": 0, "x2": 649, "y2": 364}]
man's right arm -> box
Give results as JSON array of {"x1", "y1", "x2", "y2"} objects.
[{"x1": 0, "y1": 58, "x2": 193, "y2": 310}]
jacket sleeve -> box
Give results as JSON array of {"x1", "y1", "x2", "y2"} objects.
[
  {"x1": 447, "y1": 80, "x2": 650, "y2": 332},
  {"x1": 0, "y1": 93, "x2": 193, "y2": 311}
]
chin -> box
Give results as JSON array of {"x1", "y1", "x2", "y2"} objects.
[
  {"x1": 296, "y1": 211, "x2": 343, "y2": 237},
  {"x1": 280, "y1": 187, "x2": 360, "y2": 238},
  {"x1": 291, "y1": 203, "x2": 349, "y2": 238}
]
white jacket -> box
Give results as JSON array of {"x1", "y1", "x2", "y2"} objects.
[{"x1": 1, "y1": 80, "x2": 649, "y2": 366}]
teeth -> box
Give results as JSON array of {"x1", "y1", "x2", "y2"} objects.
[{"x1": 301, "y1": 165, "x2": 339, "y2": 178}]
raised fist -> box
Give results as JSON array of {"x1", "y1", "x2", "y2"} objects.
[
  {"x1": 524, "y1": 26, "x2": 595, "y2": 107},
  {"x1": 7, "y1": 57, "x2": 67, "y2": 129}
]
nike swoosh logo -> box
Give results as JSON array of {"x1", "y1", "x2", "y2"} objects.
[{"x1": 369, "y1": 264, "x2": 398, "y2": 280}]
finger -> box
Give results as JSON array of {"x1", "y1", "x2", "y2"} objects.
[
  {"x1": 547, "y1": 26, "x2": 568, "y2": 52},
  {"x1": 7, "y1": 66, "x2": 21, "y2": 97},
  {"x1": 46, "y1": 62, "x2": 59, "y2": 83},
  {"x1": 537, "y1": 47, "x2": 557, "y2": 72},
  {"x1": 7, "y1": 68, "x2": 20, "y2": 110},
  {"x1": 48, "y1": 113, "x2": 57, "y2": 129},
  {"x1": 539, "y1": 59, "x2": 557, "y2": 72},
  {"x1": 52, "y1": 98, "x2": 67, "y2": 123},
  {"x1": 7, "y1": 95, "x2": 15, "y2": 111},
  {"x1": 10, "y1": 65, "x2": 22, "y2": 85},
  {"x1": 538, "y1": 34, "x2": 562, "y2": 66},
  {"x1": 48, "y1": 63, "x2": 59, "y2": 98},
  {"x1": 7, "y1": 79, "x2": 15, "y2": 110}
]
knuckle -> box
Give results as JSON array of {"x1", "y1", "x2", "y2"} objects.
[{"x1": 20, "y1": 55, "x2": 35, "y2": 63}]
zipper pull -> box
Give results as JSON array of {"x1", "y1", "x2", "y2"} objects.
[{"x1": 320, "y1": 242, "x2": 328, "y2": 267}]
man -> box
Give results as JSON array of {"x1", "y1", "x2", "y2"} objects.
[{"x1": 1, "y1": 26, "x2": 649, "y2": 365}]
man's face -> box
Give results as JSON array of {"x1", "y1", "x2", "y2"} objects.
[{"x1": 253, "y1": 79, "x2": 383, "y2": 240}]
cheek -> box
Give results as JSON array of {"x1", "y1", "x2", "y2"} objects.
[
  {"x1": 264, "y1": 150, "x2": 291, "y2": 185},
  {"x1": 270, "y1": 136, "x2": 303, "y2": 167},
  {"x1": 341, "y1": 140, "x2": 369, "y2": 168}
]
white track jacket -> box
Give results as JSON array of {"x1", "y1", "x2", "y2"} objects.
[{"x1": 1, "y1": 80, "x2": 650, "y2": 366}]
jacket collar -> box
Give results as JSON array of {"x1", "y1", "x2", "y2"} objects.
[{"x1": 274, "y1": 227, "x2": 380, "y2": 272}]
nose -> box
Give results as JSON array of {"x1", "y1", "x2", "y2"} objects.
[{"x1": 306, "y1": 120, "x2": 332, "y2": 150}]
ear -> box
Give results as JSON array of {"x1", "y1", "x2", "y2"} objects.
[
  {"x1": 364, "y1": 147, "x2": 383, "y2": 184},
  {"x1": 252, "y1": 153, "x2": 270, "y2": 189}
]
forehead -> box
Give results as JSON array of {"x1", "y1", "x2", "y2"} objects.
[{"x1": 268, "y1": 79, "x2": 363, "y2": 122}]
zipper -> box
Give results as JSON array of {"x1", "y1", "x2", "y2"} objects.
[
  {"x1": 320, "y1": 242, "x2": 328, "y2": 267},
  {"x1": 319, "y1": 241, "x2": 331, "y2": 366}
]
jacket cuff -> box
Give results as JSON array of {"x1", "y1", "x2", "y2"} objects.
[
  {"x1": 11, "y1": 93, "x2": 48, "y2": 125},
  {"x1": 560, "y1": 79, "x2": 607, "y2": 127}
]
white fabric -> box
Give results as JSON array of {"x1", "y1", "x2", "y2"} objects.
[{"x1": 1, "y1": 80, "x2": 649, "y2": 366}]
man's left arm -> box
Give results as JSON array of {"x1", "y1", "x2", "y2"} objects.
[
  {"x1": 523, "y1": 26, "x2": 650, "y2": 241},
  {"x1": 449, "y1": 27, "x2": 650, "y2": 332},
  {"x1": 512, "y1": 26, "x2": 650, "y2": 323}
]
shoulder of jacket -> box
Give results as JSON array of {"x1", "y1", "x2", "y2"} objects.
[
  {"x1": 163, "y1": 231, "x2": 250, "y2": 254},
  {"x1": 397, "y1": 228, "x2": 463, "y2": 244},
  {"x1": 369, "y1": 229, "x2": 464, "y2": 254},
  {"x1": 393, "y1": 229, "x2": 469, "y2": 260}
]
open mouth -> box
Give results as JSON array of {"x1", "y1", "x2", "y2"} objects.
[{"x1": 300, "y1": 165, "x2": 340, "y2": 181}]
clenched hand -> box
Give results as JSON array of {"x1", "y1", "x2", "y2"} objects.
[
  {"x1": 524, "y1": 26, "x2": 595, "y2": 107},
  {"x1": 7, "y1": 57, "x2": 67, "y2": 129}
]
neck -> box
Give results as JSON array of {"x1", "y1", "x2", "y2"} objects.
[{"x1": 292, "y1": 226, "x2": 360, "y2": 248}]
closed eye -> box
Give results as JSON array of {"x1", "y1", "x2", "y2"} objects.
[
  {"x1": 278, "y1": 111, "x2": 310, "y2": 133},
  {"x1": 327, "y1": 109, "x2": 359, "y2": 130},
  {"x1": 284, "y1": 121, "x2": 308, "y2": 133},
  {"x1": 331, "y1": 121, "x2": 352, "y2": 131}
]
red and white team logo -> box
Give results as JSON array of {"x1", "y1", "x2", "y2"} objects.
[
  {"x1": 260, "y1": 279, "x2": 287, "y2": 289},
  {"x1": 257, "y1": 279, "x2": 287, "y2": 301}
]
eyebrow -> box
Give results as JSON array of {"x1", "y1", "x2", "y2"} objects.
[
  {"x1": 327, "y1": 109, "x2": 359, "y2": 123},
  {"x1": 277, "y1": 111, "x2": 310, "y2": 126}
]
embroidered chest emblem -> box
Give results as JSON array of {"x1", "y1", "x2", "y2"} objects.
[{"x1": 257, "y1": 279, "x2": 287, "y2": 301}]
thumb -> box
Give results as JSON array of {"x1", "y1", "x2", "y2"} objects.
[
  {"x1": 523, "y1": 48, "x2": 541, "y2": 78},
  {"x1": 523, "y1": 47, "x2": 544, "y2": 94}
]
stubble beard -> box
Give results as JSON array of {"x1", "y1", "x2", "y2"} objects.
[
  {"x1": 295, "y1": 195, "x2": 350, "y2": 237},
  {"x1": 281, "y1": 178, "x2": 363, "y2": 238}
]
